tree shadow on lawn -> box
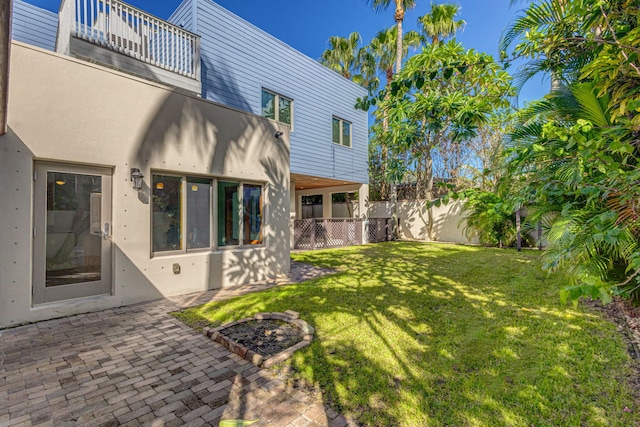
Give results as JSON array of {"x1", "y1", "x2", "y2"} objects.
[{"x1": 176, "y1": 241, "x2": 640, "y2": 426}]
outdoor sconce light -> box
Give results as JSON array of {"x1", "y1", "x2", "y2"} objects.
[{"x1": 130, "y1": 168, "x2": 144, "y2": 191}]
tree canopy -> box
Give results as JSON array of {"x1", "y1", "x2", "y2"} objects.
[{"x1": 502, "y1": 0, "x2": 640, "y2": 303}]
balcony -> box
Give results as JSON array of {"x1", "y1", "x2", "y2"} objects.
[{"x1": 56, "y1": 0, "x2": 201, "y2": 94}]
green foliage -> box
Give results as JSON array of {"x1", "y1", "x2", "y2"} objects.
[
  {"x1": 462, "y1": 191, "x2": 517, "y2": 247},
  {"x1": 173, "y1": 243, "x2": 640, "y2": 426},
  {"x1": 320, "y1": 31, "x2": 375, "y2": 91},
  {"x1": 433, "y1": 187, "x2": 535, "y2": 248},
  {"x1": 371, "y1": 41, "x2": 513, "y2": 198},
  {"x1": 499, "y1": 0, "x2": 640, "y2": 304},
  {"x1": 356, "y1": 3, "x2": 499, "y2": 202},
  {"x1": 418, "y1": 3, "x2": 466, "y2": 44},
  {"x1": 508, "y1": 82, "x2": 640, "y2": 303}
]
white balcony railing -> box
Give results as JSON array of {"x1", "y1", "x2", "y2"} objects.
[{"x1": 58, "y1": 0, "x2": 200, "y2": 80}]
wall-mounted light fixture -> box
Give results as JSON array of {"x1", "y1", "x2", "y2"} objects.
[
  {"x1": 274, "y1": 131, "x2": 284, "y2": 139},
  {"x1": 130, "y1": 168, "x2": 144, "y2": 191}
]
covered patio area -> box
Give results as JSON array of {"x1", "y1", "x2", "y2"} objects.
[{"x1": 290, "y1": 173, "x2": 369, "y2": 250}]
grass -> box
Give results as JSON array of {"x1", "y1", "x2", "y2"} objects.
[{"x1": 172, "y1": 241, "x2": 640, "y2": 426}]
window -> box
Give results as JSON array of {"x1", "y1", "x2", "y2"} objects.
[
  {"x1": 152, "y1": 175, "x2": 182, "y2": 252},
  {"x1": 151, "y1": 174, "x2": 264, "y2": 253},
  {"x1": 261, "y1": 89, "x2": 293, "y2": 127},
  {"x1": 332, "y1": 117, "x2": 352, "y2": 147},
  {"x1": 243, "y1": 184, "x2": 263, "y2": 245},
  {"x1": 301, "y1": 194, "x2": 323, "y2": 219},
  {"x1": 217, "y1": 181, "x2": 240, "y2": 247},
  {"x1": 187, "y1": 178, "x2": 211, "y2": 249},
  {"x1": 261, "y1": 91, "x2": 275, "y2": 120}
]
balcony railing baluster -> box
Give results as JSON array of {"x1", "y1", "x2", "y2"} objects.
[{"x1": 58, "y1": 0, "x2": 200, "y2": 80}]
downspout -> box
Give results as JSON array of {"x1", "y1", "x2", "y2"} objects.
[{"x1": 0, "y1": 0, "x2": 12, "y2": 136}]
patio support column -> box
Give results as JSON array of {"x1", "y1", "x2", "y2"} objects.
[
  {"x1": 322, "y1": 192, "x2": 332, "y2": 218},
  {"x1": 0, "y1": 0, "x2": 12, "y2": 136},
  {"x1": 289, "y1": 181, "x2": 296, "y2": 249},
  {"x1": 358, "y1": 183, "x2": 369, "y2": 243}
]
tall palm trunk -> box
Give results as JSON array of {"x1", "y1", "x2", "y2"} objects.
[
  {"x1": 425, "y1": 146, "x2": 434, "y2": 240},
  {"x1": 381, "y1": 67, "x2": 394, "y2": 200},
  {"x1": 394, "y1": 1, "x2": 405, "y2": 73}
]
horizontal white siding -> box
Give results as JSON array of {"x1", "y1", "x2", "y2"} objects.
[
  {"x1": 11, "y1": 0, "x2": 58, "y2": 51},
  {"x1": 167, "y1": 0, "x2": 194, "y2": 32},
  {"x1": 171, "y1": 0, "x2": 368, "y2": 184}
]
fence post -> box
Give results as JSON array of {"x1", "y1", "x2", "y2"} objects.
[
  {"x1": 322, "y1": 219, "x2": 327, "y2": 249},
  {"x1": 343, "y1": 220, "x2": 348, "y2": 246},
  {"x1": 386, "y1": 219, "x2": 391, "y2": 241},
  {"x1": 362, "y1": 217, "x2": 368, "y2": 244},
  {"x1": 311, "y1": 219, "x2": 316, "y2": 250},
  {"x1": 516, "y1": 208, "x2": 522, "y2": 252},
  {"x1": 538, "y1": 221, "x2": 543, "y2": 250},
  {"x1": 391, "y1": 184, "x2": 398, "y2": 239}
]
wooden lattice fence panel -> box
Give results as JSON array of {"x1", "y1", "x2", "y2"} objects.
[
  {"x1": 294, "y1": 219, "x2": 314, "y2": 250},
  {"x1": 369, "y1": 218, "x2": 391, "y2": 243},
  {"x1": 294, "y1": 218, "x2": 363, "y2": 250}
]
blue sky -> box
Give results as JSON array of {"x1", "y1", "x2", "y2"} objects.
[{"x1": 28, "y1": 0, "x2": 548, "y2": 103}]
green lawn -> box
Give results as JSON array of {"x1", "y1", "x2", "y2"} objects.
[{"x1": 172, "y1": 242, "x2": 639, "y2": 426}]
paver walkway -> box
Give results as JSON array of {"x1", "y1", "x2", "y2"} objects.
[{"x1": 0, "y1": 262, "x2": 350, "y2": 427}]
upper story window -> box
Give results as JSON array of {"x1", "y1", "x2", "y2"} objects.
[
  {"x1": 261, "y1": 89, "x2": 293, "y2": 128},
  {"x1": 332, "y1": 117, "x2": 351, "y2": 148}
]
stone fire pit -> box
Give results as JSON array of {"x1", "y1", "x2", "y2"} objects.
[{"x1": 202, "y1": 310, "x2": 314, "y2": 368}]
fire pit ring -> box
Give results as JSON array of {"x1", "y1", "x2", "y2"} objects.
[{"x1": 203, "y1": 310, "x2": 314, "y2": 368}]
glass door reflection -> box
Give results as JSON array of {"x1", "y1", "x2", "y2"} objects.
[{"x1": 45, "y1": 172, "x2": 103, "y2": 287}]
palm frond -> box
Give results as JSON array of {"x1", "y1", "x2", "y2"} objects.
[
  {"x1": 509, "y1": 122, "x2": 543, "y2": 143},
  {"x1": 500, "y1": 0, "x2": 558, "y2": 53},
  {"x1": 571, "y1": 82, "x2": 610, "y2": 128}
]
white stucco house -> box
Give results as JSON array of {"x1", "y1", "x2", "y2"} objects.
[{"x1": 0, "y1": 0, "x2": 369, "y2": 328}]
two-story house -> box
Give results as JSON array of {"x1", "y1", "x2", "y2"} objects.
[{"x1": 0, "y1": 0, "x2": 368, "y2": 327}]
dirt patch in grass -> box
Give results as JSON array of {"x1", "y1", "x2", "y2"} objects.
[
  {"x1": 584, "y1": 298, "x2": 640, "y2": 400},
  {"x1": 223, "y1": 319, "x2": 304, "y2": 358}
]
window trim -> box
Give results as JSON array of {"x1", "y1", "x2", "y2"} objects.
[
  {"x1": 261, "y1": 88, "x2": 294, "y2": 130},
  {"x1": 332, "y1": 116, "x2": 352, "y2": 148},
  {"x1": 150, "y1": 171, "x2": 266, "y2": 256}
]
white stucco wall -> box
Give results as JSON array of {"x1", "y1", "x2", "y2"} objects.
[
  {"x1": 368, "y1": 200, "x2": 478, "y2": 244},
  {"x1": 0, "y1": 42, "x2": 291, "y2": 327}
]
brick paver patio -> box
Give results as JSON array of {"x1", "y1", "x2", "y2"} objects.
[{"x1": 0, "y1": 262, "x2": 352, "y2": 427}]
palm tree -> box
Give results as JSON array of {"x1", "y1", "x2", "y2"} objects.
[
  {"x1": 508, "y1": 81, "x2": 640, "y2": 299},
  {"x1": 353, "y1": 49, "x2": 380, "y2": 96},
  {"x1": 368, "y1": 26, "x2": 420, "y2": 200},
  {"x1": 369, "y1": 26, "x2": 421, "y2": 94},
  {"x1": 499, "y1": 0, "x2": 587, "y2": 91},
  {"x1": 366, "y1": 0, "x2": 417, "y2": 73},
  {"x1": 320, "y1": 32, "x2": 379, "y2": 96},
  {"x1": 418, "y1": 3, "x2": 466, "y2": 44},
  {"x1": 320, "y1": 32, "x2": 365, "y2": 80}
]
